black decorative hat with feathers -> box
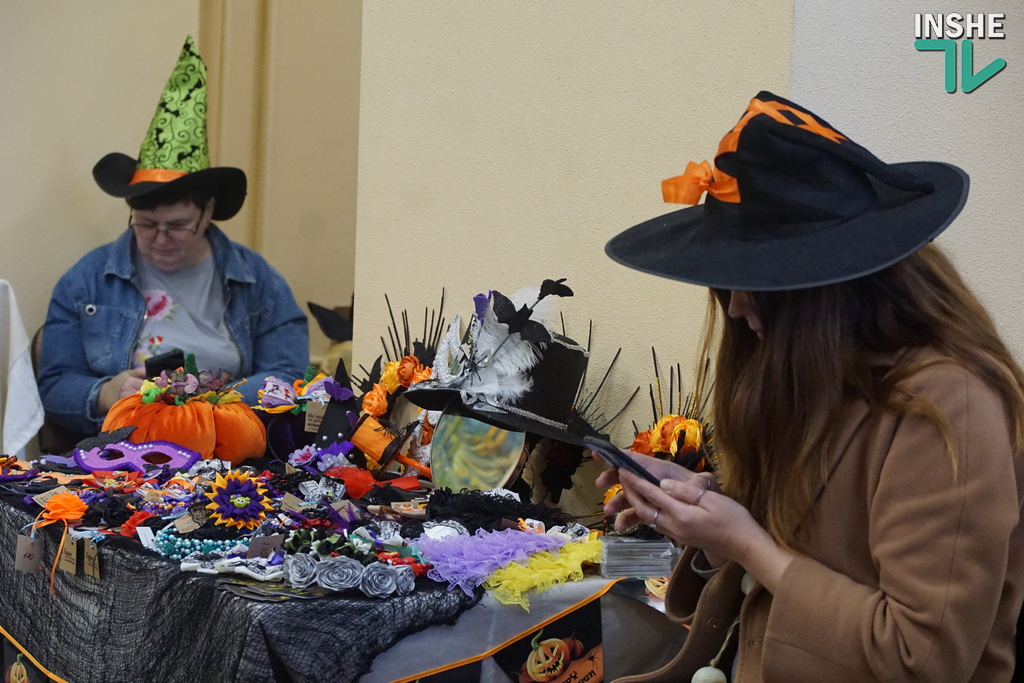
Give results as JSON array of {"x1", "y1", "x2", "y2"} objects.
[{"x1": 405, "y1": 279, "x2": 623, "y2": 446}]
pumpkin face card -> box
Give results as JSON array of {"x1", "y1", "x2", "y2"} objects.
[
  {"x1": 1, "y1": 640, "x2": 60, "y2": 683},
  {"x1": 491, "y1": 599, "x2": 604, "y2": 683}
]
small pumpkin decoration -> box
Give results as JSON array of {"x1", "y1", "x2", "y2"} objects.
[
  {"x1": 521, "y1": 629, "x2": 578, "y2": 683},
  {"x1": 5, "y1": 655, "x2": 29, "y2": 683},
  {"x1": 102, "y1": 354, "x2": 266, "y2": 466}
]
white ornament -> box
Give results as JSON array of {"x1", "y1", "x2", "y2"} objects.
[{"x1": 691, "y1": 666, "x2": 727, "y2": 683}]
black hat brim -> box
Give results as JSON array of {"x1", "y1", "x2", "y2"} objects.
[
  {"x1": 606, "y1": 161, "x2": 968, "y2": 291},
  {"x1": 404, "y1": 386, "x2": 600, "y2": 447},
  {"x1": 93, "y1": 152, "x2": 247, "y2": 221}
]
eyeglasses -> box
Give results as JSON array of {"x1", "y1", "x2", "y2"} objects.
[{"x1": 130, "y1": 213, "x2": 203, "y2": 241}]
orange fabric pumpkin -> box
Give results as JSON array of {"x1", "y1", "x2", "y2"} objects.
[{"x1": 102, "y1": 394, "x2": 267, "y2": 466}]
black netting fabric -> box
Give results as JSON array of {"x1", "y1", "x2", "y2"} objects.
[{"x1": 0, "y1": 502, "x2": 481, "y2": 682}]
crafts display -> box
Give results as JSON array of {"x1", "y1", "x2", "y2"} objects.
[{"x1": 11, "y1": 445, "x2": 601, "y2": 606}]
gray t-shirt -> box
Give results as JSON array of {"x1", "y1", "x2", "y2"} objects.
[{"x1": 132, "y1": 254, "x2": 242, "y2": 377}]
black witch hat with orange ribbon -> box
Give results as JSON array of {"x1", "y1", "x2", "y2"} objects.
[{"x1": 606, "y1": 91, "x2": 968, "y2": 291}]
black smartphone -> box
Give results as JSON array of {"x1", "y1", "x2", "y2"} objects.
[
  {"x1": 145, "y1": 348, "x2": 185, "y2": 378},
  {"x1": 583, "y1": 436, "x2": 662, "y2": 486}
]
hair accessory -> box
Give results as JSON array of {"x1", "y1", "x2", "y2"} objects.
[
  {"x1": 606, "y1": 91, "x2": 969, "y2": 291},
  {"x1": 92, "y1": 36, "x2": 247, "y2": 219},
  {"x1": 31, "y1": 491, "x2": 88, "y2": 593},
  {"x1": 204, "y1": 471, "x2": 274, "y2": 530}
]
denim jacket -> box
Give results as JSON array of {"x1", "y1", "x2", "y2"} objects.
[{"x1": 38, "y1": 225, "x2": 309, "y2": 439}]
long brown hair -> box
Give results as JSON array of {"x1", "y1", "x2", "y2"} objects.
[{"x1": 707, "y1": 243, "x2": 1024, "y2": 548}]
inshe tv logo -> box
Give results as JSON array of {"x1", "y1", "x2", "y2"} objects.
[{"x1": 915, "y1": 13, "x2": 1007, "y2": 93}]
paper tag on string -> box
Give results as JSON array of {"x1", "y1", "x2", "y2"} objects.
[
  {"x1": 174, "y1": 505, "x2": 210, "y2": 533},
  {"x1": 245, "y1": 534, "x2": 284, "y2": 559},
  {"x1": 174, "y1": 513, "x2": 201, "y2": 534},
  {"x1": 83, "y1": 540, "x2": 101, "y2": 580},
  {"x1": 331, "y1": 500, "x2": 359, "y2": 517},
  {"x1": 280, "y1": 493, "x2": 305, "y2": 513},
  {"x1": 304, "y1": 401, "x2": 327, "y2": 433},
  {"x1": 14, "y1": 535, "x2": 42, "y2": 573},
  {"x1": 32, "y1": 485, "x2": 69, "y2": 508},
  {"x1": 58, "y1": 534, "x2": 79, "y2": 575},
  {"x1": 136, "y1": 526, "x2": 157, "y2": 551}
]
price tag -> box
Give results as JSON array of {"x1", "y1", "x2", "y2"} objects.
[
  {"x1": 136, "y1": 526, "x2": 157, "y2": 551},
  {"x1": 14, "y1": 535, "x2": 42, "y2": 574},
  {"x1": 83, "y1": 540, "x2": 101, "y2": 580},
  {"x1": 245, "y1": 534, "x2": 284, "y2": 559},
  {"x1": 32, "y1": 485, "x2": 69, "y2": 508},
  {"x1": 280, "y1": 493, "x2": 305, "y2": 514},
  {"x1": 174, "y1": 512, "x2": 201, "y2": 533},
  {"x1": 58, "y1": 534, "x2": 79, "y2": 575},
  {"x1": 331, "y1": 500, "x2": 359, "y2": 517},
  {"x1": 304, "y1": 401, "x2": 327, "y2": 433}
]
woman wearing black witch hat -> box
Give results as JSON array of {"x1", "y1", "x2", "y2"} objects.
[
  {"x1": 599, "y1": 92, "x2": 1024, "y2": 681},
  {"x1": 37, "y1": 37, "x2": 308, "y2": 444}
]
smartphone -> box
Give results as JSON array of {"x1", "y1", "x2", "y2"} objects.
[
  {"x1": 583, "y1": 436, "x2": 662, "y2": 486},
  {"x1": 145, "y1": 348, "x2": 185, "y2": 378}
]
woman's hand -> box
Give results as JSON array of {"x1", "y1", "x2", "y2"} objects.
[
  {"x1": 597, "y1": 452, "x2": 718, "y2": 520},
  {"x1": 97, "y1": 366, "x2": 146, "y2": 415},
  {"x1": 596, "y1": 452, "x2": 795, "y2": 592}
]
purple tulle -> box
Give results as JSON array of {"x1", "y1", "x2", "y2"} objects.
[{"x1": 412, "y1": 528, "x2": 566, "y2": 596}]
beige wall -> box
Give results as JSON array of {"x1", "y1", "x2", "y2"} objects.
[
  {"x1": 791, "y1": 0, "x2": 1024, "y2": 361},
  {"x1": 356, "y1": 2, "x2": 794, "y2": 450},
  {"x1": 210, "y1": 1, "x2": 362, "y2": 359},
  {"x1": 0, "y1": 2, "x2": 200, "y2": 342}
]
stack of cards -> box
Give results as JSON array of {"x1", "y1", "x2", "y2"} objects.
[{"x1": 598, "y1": 536, "x2": 681, "y2": 579}]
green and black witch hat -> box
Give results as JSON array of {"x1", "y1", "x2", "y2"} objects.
[{"x1": 93, "y1": 36, "x2": 246, "y2": 220}]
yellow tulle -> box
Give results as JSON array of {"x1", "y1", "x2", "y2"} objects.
[{"x1": 483, "y1": 537, "x2": 602, "y2": 611}]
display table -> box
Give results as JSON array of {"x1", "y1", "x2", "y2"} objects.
[
  {"x1": 0, "y1": 496, "x2": 687, "y2": 682},
  {"x1": 0, "y1": 501, "x2": 479, "y2": 682}
]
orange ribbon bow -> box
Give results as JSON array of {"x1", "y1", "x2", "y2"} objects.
[{"x1": 661, "y1": 160, "x2": 714, "y2": 205}]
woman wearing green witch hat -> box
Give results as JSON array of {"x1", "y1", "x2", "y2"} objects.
[{"x1": 37, "y1": 36, "x2": 309, "y2": 444}]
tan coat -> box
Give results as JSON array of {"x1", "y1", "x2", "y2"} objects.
[{"x1": 616, "y1": 352, "x2": 1024, "y2": 682}]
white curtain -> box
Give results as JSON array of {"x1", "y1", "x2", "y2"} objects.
[{"x1": 0, "y1": 280, "x2": 43, "y2": 458}]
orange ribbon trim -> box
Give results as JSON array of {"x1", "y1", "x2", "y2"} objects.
[
  {"x1": 661, "y1": 161, "x2": 714, "y2": 205},
  {"x1": 662, "y1": 95, "x2": 850, "y2": 206},
  {"x1": 130, "y1": 168, "x2": 188, "y2": 185}
]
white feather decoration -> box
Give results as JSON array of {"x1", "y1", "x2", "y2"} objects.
[
  {"x1": 508, "y1": 285, "x2": 561, "y2": 332},
  {"x1": 460, "y1": 302, "x2": 538, "y2": 403}
]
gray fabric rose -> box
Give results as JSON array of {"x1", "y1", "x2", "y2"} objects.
[
  {"x1": 284, "y1": 553, "x2": 318, "y2": 589},
  {"x1": 360, "y1": 562, "x2": 398, "y2": 598},
  {"x1": 393, "y1": 564, "x2": 415, "y2": 596},
  {"x1": 315, "y1": 555, "x2": 364, "y2": 592}
]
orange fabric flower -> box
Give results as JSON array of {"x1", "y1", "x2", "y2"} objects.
[
  {"x1": 630, "y1": 430, "x2": 654, "y2": 456},
  {"x1": 120, "y1": 510, "x2": 155, "y2": 538},
  {"x1": 380, "y1": 361, "x2": 401, "y2": 393},
  {"x1": 650, "y1": 415, "x2": 703, "y2": 456},
  {"x1": 41, "y1": 492, "x2": 87, "y2": 523},
  {"x1": 397, "y1": 356, "x2": 424, "y2": 388},
  {"x1": 362, "y1": 383, "x2": 390, "y2": 418},
  {"x1": 603, "y1": 484, "x2": 623, "y2": 506}
]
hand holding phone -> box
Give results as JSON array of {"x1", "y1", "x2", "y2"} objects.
[
  {"x1": 145, "y1": 348, "x2": 185, "y2": 378},
  {"x1": 584, "y1": 436, "x2": 662, "y2": 486}
]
